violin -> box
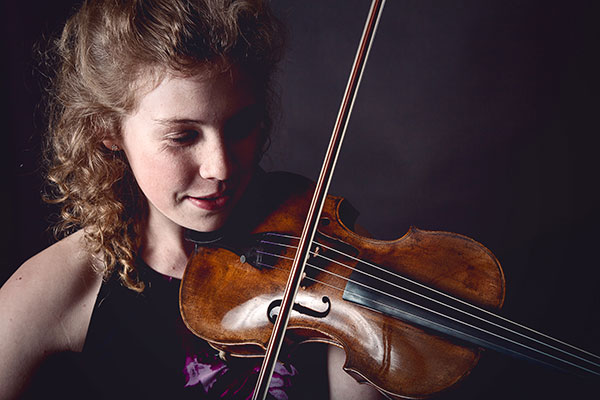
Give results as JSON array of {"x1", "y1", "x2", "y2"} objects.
[
  {"x1": 180, "y1": 170, "x2": 599, "y2": 399},
  {"x1": 179, "y1": 1, "x2": 600, "y2": 399},
  {"x1": 180, "y1": 170, "x2": 500, "y2": 398}
]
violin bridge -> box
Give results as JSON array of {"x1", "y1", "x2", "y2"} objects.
[{"x1": 300, "y1": 272, "x2": 308, "y2": 289}]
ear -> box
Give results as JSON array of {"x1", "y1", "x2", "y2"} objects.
[{"x1": 102, "y1": 139, "x2": 121, "y2": 151}]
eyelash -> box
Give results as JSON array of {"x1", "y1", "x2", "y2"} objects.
[{"x1": 167, "y1": 130, "x2": 198, "y2": 146}]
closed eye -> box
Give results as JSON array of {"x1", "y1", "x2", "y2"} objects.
[{"x1": 166, "y1": 129, "x2": 199, "y2": 146}]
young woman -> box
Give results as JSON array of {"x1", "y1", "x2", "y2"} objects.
[{"x1": 0, "y1": 0, "x2": 382, "y2": 398}]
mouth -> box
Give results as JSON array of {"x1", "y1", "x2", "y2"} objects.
[{"x1": 186, "y1": 190, "x2": 233, "y2": 211}]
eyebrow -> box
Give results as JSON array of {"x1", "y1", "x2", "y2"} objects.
[{"x1": 153, "y1": 118, "x2": 202, "y2": 127}]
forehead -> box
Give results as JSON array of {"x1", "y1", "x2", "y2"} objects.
[{"x1": 129, "y1": 65, "x2": 258, "y2": 122}]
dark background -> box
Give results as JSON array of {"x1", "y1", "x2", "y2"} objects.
[{"x1": 2, "y1": 0, "x2": 599, "y2": 398}]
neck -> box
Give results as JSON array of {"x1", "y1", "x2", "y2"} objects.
[{"x1": 140, "y1": 216, "x2": 195, "y2": 280}]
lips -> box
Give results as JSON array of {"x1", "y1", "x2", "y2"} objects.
[{"x1": 186, "y1": 190, "x2": 232, "y2": 211}]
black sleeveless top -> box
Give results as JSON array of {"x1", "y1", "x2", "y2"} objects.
[
  {"x1": 60, "y1": 257, "x2": 326, "y2": 400},
  {"x1": 75, "y1": 259, "x2": 321, "y2": 399}
]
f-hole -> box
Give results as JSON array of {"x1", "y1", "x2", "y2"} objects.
[{"x1": 267, "y1": 296, "x2": 331, "y2": 323}]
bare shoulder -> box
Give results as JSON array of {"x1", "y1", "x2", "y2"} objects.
[
  {"x1": 0, "y1": 230, "x2": 103, "y2": 398},
  {"x1": 0, "y1": 230, "x2": 103, "y2": 351}
]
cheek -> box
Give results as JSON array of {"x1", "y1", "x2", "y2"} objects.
[{"x1": 126, "y1": 150, "x2": 195, "y2": 200}]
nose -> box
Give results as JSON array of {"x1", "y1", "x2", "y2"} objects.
[{"x1": 198, "y1": 132, "x2": 235, "y2": 181}]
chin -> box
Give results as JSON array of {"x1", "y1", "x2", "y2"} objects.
[{"x1": 184, "y1": 213, "x2": 228, "y2": 233}]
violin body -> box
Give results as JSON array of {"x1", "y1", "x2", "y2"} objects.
[{"x1": 180, "y1": 171, "x2": 505, "y2": 399}]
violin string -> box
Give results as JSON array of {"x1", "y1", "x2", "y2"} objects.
[
  {"x1": 261, "y1": 233, "x2": 600, "y2": 362},
  {"x1": 252, "y1": 251, "x2": 600, "y2": 376},
  {"x1": 255, "y1": 235, "x2": 600, "y2": 370}
]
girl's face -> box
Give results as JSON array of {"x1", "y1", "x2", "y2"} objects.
[{"x1": 119, "y1": 67, "x2": 263, "y2": 234}]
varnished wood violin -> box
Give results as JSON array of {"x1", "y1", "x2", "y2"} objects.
[{"x1": 180, "y1": 170, "x2": 599, "y2": 399}]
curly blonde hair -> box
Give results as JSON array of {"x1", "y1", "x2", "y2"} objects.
[{"x1": 43, "y1": 0, "x2": 284, "y2": 291}]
